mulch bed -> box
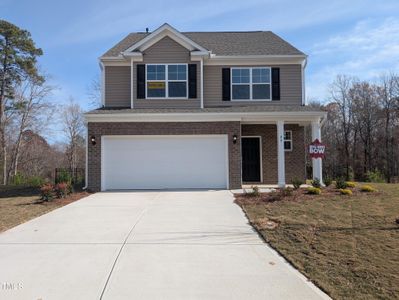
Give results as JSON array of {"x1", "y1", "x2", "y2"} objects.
[{"x1": 235, "y1": 186, "x2": 379, "y2": 206}]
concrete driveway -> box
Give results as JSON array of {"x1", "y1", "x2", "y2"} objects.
[{"x1": 0, "y1": 190, "x2": 329, "y2": 299}]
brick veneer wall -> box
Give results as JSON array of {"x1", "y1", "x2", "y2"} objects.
[
  {"x1": 87, "y1": 122, "x2": 241, "y2": 191},
  {"x1": 241, "y1": 124, "x2": 306, "y2": 184}
]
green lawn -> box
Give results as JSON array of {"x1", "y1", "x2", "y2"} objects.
[{"x1": 235, "y1": 183, "x2": 399, "y2": 300}]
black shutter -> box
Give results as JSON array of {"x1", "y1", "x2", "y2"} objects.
[
  {"x1": 188, "y1": 64, "x2": 197, "y2": 98},
  {"x1": 222, "y1": 68, "x2": 231, "y2": 101},
  {"x1": 137, "y1": 64, "x2": 145, "y2": 99},
  {"x1": 271, "y1": 68, "x2": 280, "y2": 100}
]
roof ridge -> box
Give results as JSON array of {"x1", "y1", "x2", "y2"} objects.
[
  {"x1": 184, "y1": 31, "x2": 271, "y2": 33},
  {"x1": 130, "y1": 31, "x2": 272, "y2": 34}
]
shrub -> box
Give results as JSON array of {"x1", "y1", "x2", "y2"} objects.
[
  {"x1": 246, "y1": 186, "x2": 260, "y2": 197},
  {"x1": 364, "y1": 170, "x2": 385, "y2": 183},
  {"x1": 54, "y1": 182, "x2": 72, "y2": 198},
  {"x1": 346, "y1": 181, "x2": 356, "y2": 188},
  {"x1": 395, "y1": 217, "x2": 399, "y2": 225},
  {"x1": 360, "y1": 185, "x2": 377, "y2": 192},
  {"x1": 40, "y1": 184, "x2": 55, "y2": 201},
  {"x1": 339, "y1": 189, "x2": 352, "y2": 196},
  {"x1": 307, "y1": 187, "x2": 321, "y2": 195},
  {"x1": 11, "y1": 172, "x2": 25, "y2": 185},
  {"x1": 291, "y1": 178, "x2": 303, "y2": 190},
  {"x1": 27, "y1": 176, "x2": 45, "y2": 188},
  {"x1": 335, "y1": 178, "x2": 348, "y2": 189},
  {"x1": 55, "y1": 168, "x2": 72, "y2": 184},
  {"x1": 280, "y1": 187, "x2": 293, "y2": 197},
  {"x1": 311, "y1": 178, "x2": 321, "y2": 188},
  {"x1": 324, "y1": 177, "x2": 332, "y2": 187}
]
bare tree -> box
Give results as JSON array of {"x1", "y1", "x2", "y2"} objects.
[
  {"x1": 61, "y1": 98, "x2": 85, "y2": 175},
  {"x1": 7, "y1": 76, "x2": 54, "y2": 180},
  {"x1": 378, "y1": 73, "x2": 399, "y2": 182},
  {"x1": 329, "y1": 75, "x2": 356, "y2": 180},
  {"x1": 350, "y1": 82, "x2": 380, "y2": 175},
  {"x1": 86, "y1": 75, "x2": 101, "y2": 108}
]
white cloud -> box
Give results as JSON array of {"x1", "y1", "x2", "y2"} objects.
[{"x1": 307, "y1": 17, "x2": 399, "y2": 101}]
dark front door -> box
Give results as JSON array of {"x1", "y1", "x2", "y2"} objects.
[{"x1": 242, "y1": 137, "x2": 261, "y2": 182}]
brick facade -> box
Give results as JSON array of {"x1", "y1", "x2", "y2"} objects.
[
  {"x1": 241, "y1": 124, "x2": 306, "y2": 184},
  {"x1": 87, "y1": 122, "x2": 305, "y2": 191},
  {"x1": 87, "y1": 122, "x2": 241, "y2": 191}
]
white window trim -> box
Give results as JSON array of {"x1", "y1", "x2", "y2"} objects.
[
  {"x1": 284, "y1": 130, "x2": 293, "y2": 151},
  {"x1": 145, "y1": 63, "x2": 188, "y2": 99},
  {"x1": 231, "y1": 67, "x2": 272, "y2": 101}
]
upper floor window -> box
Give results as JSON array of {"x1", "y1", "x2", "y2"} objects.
[
  {"x1": 231, "y1": 67, "x2": 271, "y2": 101},
  {"x1": 146, "y1": 64, "x2": 187, "y2": 98}
]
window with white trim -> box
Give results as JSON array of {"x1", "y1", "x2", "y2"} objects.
[
  {"x1": 284, "y1": 130, "x2": 293, "y2": 151},
  {"x1": 231, "y1": 67, "x2": 271, "y2": 100},
  {"x1": 146, "y1": 64, "x2": 188, "y2": 98}
]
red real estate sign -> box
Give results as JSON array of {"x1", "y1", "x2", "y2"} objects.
[{"x1": 309, "y1": 139, "x2": 326, "y2": 159}]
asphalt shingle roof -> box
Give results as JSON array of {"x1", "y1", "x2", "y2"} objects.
[{"x1": 102, "y1": 31, "x2": 304, "y2": 57}]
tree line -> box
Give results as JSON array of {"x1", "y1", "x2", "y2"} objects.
[
  {"x1": 308, "y1": 74, "x2": 399, "y2": 182},
  {"x1": 0, "y1": 20, "x2": 85, "y2": 186}
]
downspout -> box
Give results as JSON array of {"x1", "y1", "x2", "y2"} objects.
[
  {"x1": 130, "y1": 58, "x2": 134, "y2": 108},
  {"x1": 200, "y1": 57, "x2": 204, "y2": 109},
  {"x1": 83, "y1": 123, "x2": 88, "y2": 190}
]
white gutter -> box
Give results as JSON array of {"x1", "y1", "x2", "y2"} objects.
[{"x1": 84, "y1": 111, "x2": 327, "y2": 123}]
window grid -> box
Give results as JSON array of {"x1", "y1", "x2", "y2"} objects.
[
  {"x1": 231, "y1": 67, "x2": 271, "y2": 101},
  {"x1": 284, "y1": 130, "x2": 293, "y2": 151},
  {"x1": 145, "y1": 64, "x2": 188, "y2": 99}
]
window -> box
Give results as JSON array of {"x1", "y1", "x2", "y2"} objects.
[
  {"x1": 146, "y1": 64, "x2": 187, "y2": 98},
  {"x1": 284, "y1": 130, "x2": 292, "y2": 151},
  {"x1": 231, "y1": 67, "x2": 271, "y2": 100}
]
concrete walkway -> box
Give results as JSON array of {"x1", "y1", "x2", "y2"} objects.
[{"x1": 0, "y1": 190, "x2": 329, "y2": 299}]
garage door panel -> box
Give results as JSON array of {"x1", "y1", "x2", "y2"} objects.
[{"x1": 102, "y1": 136, "x2": 228, "y2": 190}]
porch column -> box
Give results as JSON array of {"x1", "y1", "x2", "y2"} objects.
[
  {"x1": 311, "y1": 120, "x2": 323, "y2": 185},
  {"x1": 277, "y1": 120, "x2": 286, "y2": 187}
]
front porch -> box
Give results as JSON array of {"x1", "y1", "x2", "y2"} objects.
[{"x1": 239, "y1": 118, "x2": 325, "y2": 188}]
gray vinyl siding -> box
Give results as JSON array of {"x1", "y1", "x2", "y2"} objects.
[
  {"x1": 203, "y1": 64, "x2": 302, "y2": 107},
  {"x1": 104, "y1": 66, "x2": 131, "y2": 107},
  {"x1": 133, "y1": 36, "x2": 201, "y2": 109}
]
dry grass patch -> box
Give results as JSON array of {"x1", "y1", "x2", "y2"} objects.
[
  {"x1": 235, "y1": 183, "x2": 399, "y2": 300},
  {"x1": 0, "y1": 185, "x2": 90, "y2": 233}
]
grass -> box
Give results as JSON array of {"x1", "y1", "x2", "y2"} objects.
[
  {"x1": 235, "y1": 183, "x2": 399, "y2": 300},
  {"x1": 0, "y1": 185, "x2": 90, "y2": 233}
]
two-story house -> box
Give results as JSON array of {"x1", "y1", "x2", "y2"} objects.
[{"x1": 84, "y1": 23, "x2": 326, "y2": 191}]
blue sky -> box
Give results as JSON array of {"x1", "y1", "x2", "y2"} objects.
[{"x1": 2, "y1": 0, "x2": 399, "y2": 127}]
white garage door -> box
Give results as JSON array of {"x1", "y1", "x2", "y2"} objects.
[{"x1": 101, "y1": 135, "x2": 228, "y2": 190}]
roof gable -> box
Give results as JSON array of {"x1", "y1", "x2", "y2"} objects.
[{"x1": 122, "y1": 23, "x2": 208, "y2": 55}]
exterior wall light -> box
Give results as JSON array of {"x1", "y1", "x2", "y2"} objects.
[
  {"x1": 233, "y1": 135, "x2": 238, "y2": 144},
  {"x1": 90, "y1": 135, "x2": 96, "y2": 146}
]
